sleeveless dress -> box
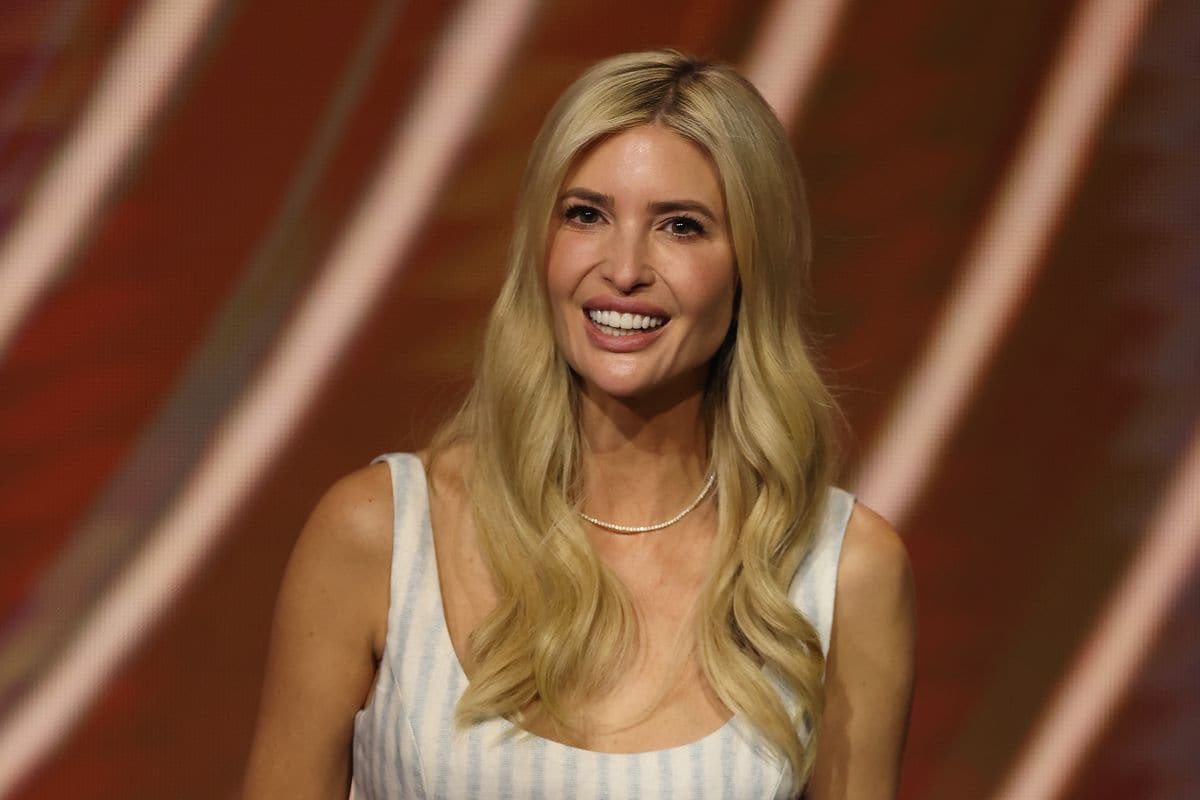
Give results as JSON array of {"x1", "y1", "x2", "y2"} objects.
[{"x1": 352, "y1": 453, "x2": 854, "y2": 800}]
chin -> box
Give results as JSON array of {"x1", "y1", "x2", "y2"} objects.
[
  {"x1": 582, "y1": 374, "x2": 651, "y2": 401},
  {"x1": 577, "y1": 366, "x2": 708, "y2": 406}
]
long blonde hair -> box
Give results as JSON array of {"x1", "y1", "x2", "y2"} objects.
[{"x1": 430, "y1": 49, "x2": 840, "y2": 791}]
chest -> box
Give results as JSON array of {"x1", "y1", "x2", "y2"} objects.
[
  {"x1": 432, "y1": 504, "x2": 732, "y2": 753},
  {"x1": 357, "y1": 638, "x2": 792, "y2": 798},
  {"x1": 354, "y1": 689, "x2": 790, "y2": 799}
]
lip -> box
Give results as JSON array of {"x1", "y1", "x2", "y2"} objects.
[{"x1": 581, "y1": 308, "x2": 668, "y2": 352}]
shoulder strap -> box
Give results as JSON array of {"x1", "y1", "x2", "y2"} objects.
[
  {"x1": 368, "y1": 452, "x2": 433, "y2": 660},
  {"x1": 787, "y1": 486, "x2": 855, "y2": 658}
]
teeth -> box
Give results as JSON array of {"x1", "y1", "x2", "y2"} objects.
[{"x1": 587, "y1": 309, "x2": 666, "y2": 331}]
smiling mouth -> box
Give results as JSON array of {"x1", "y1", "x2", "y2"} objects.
[{"x1": 586, "y1": 309, "x2": 668, "y2": 337}]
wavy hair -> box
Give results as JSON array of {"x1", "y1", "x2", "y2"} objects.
[{"x1": 430, "y1": 49, "x2": 840, "y2": 792}]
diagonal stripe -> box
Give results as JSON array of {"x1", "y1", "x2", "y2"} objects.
[
  {"x1": 852, "y1": 0, "x2": 1158, "y2": 527},
  {"x1": 741, "y1": 0, "x2": 850, "y2": 127},
  {"x1": 991, "y1": 423, "x2": 1200, "y2": 800},
  {"x1": 0, "y1": 0, "x2": 538, "y2": 792},
  {"x1": 0, "y1": 0, "x2": 225, "y2": 362}
]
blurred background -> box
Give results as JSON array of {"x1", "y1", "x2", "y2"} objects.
[{"x1": 1, "y1": 0, "x2": 1197, "y2": 797}]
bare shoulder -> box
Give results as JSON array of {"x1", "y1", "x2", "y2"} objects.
[
  {"x1": 304, "y1": 460, "x2": 394, "y2": 553},
  {"x1": 285, "y1": 460, "x2": 396, "y2": 652},
  {"x1": 836, "y1": 501, "x2": 916, "y2": 623}
]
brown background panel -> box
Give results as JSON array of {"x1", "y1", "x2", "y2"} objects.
[
  {"x1": 0, "y1": 0, "x2": 389, "y2": 620},
  {"x1": 910, "y1": 0, "x2": 1200, "y2": 794},
  {"x1": 1055, "y1": 1, "x2": 1200, "y2": 796},
  {"x1": 1072, "y1": 569, "x2": 1200, "y2": 800},
  {"x1": 801, "y1": 0, "x2": 1078, "y2": 453}
]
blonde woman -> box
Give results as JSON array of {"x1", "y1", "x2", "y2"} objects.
[{"x1": 244, "y1": 50, "x2": 915, "y2": 799}]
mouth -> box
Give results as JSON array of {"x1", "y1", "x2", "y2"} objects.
[{"x1": 585, "y1": 308, "x2": 669, "y2": 337}]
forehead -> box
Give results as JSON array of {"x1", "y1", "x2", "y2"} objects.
[{"x1": 562, "y1": 124, "x2": 724, "y2": 209}]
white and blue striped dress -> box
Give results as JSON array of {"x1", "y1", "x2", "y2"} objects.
[{"x1": 352, "y1": 453, "x2": 854, "y2": 799}]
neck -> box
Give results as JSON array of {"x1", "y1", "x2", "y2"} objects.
[{"x1": 577, "y1": 381, "x2": 711, "y2": 527}]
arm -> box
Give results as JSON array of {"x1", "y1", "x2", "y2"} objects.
[
  {"x1": 806, "y1": 502, "x2": 918, "y2": 799},
  {"x1": 242, "y1": 462, "x2": 394, "y2": 799}
]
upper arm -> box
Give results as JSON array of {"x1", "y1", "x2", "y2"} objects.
[
  {"x1": 806, "y1": 501, "x2": 917, "y2": 800},
  {"x1": 242, "y1": 462, "x2": 394, "y2": 800}
]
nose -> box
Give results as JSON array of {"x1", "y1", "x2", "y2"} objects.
[{"x1": 600, "y1": 226, "x2": 654, "y2": 294}]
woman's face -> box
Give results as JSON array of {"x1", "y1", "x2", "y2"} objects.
[{"x1": 545, "y1": 123, "x2": 737, "y2": 401}]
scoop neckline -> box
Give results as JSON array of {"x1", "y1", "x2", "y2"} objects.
[{"x1": 402, "y1": 452, "x2": 742, "y2": 759}]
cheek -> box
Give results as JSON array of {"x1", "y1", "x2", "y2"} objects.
[
  {"x1": 544, "y1": 245, "x2": 572, "y2": 324},
  {"x1": 708, "y1": 295, "x2": 736, "y2": 349},
  {"x1": 694, "y1": 258, "x2": 738, "y2": 324},
  {"x1": 545, "y1": 232, "x2": 592, "y2": 297},
  {"x1": 695, "y1": 267, "x2": 738, "y2": 354},
  {"x1": 544, "y1": 241, "x2": 566, "y2": 299},
  {"x1": 544, "y1": 237, "x2": 584, "y2": 346}
]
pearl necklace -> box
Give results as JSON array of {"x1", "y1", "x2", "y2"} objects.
[{"x1": 578, "y1": 471, "x2": 717, "y2": 534}]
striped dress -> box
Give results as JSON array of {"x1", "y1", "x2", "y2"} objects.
[{"x1": 352, "y1": 453, "x2": 854, "y2": 799}]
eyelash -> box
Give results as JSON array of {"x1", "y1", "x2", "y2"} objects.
[
  {"x1": 665, "y1": 215, "x2": 706, "y2": 237},
  {"x1": 563, "y1": 204, "x2": 602, "y2": 225},
  {"x1": 562, "y1": 204, "x2": 707, "y2": 238}
]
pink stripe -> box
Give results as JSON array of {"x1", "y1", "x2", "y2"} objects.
[
  {"x1": 0, "y1": 0, "x2": 223, "y2": 361},
  {"x1": 853, "y1": 0, "x2": 1156, "y2": 527},
  {"x1": 992, "y1": 425, "x2": 1200, "y2": 799},
  {"x1": 741, "y1": 0, "x2": 850, "y2": 126}
]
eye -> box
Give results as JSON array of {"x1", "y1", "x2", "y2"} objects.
[
  {"x1": 665, "y1": 215, "x2": 706, "y2": 237},
  {"x1": 564, "y1": 204, "x2": 603, "y2": 225}
]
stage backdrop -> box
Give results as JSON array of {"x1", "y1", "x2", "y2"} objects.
[{"x1": 1, "y1": 1, "x2": 1197, "y2": 798}]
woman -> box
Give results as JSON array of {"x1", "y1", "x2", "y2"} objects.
[{"x1": 244, "y1": 50, "x2": 915, "y2": 799}]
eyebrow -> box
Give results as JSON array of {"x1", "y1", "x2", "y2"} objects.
[
  {"x1": 559, "y1": 187, "x2": 719, "y2": 221},
  {"x1": 560, "y1": 188, "x2": 613, "y2": 207},
  {"x1": 647, "y1": 199, "x2": 717, "y2": 219}
]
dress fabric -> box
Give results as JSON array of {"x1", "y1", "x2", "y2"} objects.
[{"x1": 351, "y1": 452, "x2": 855, "y2": 800}]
